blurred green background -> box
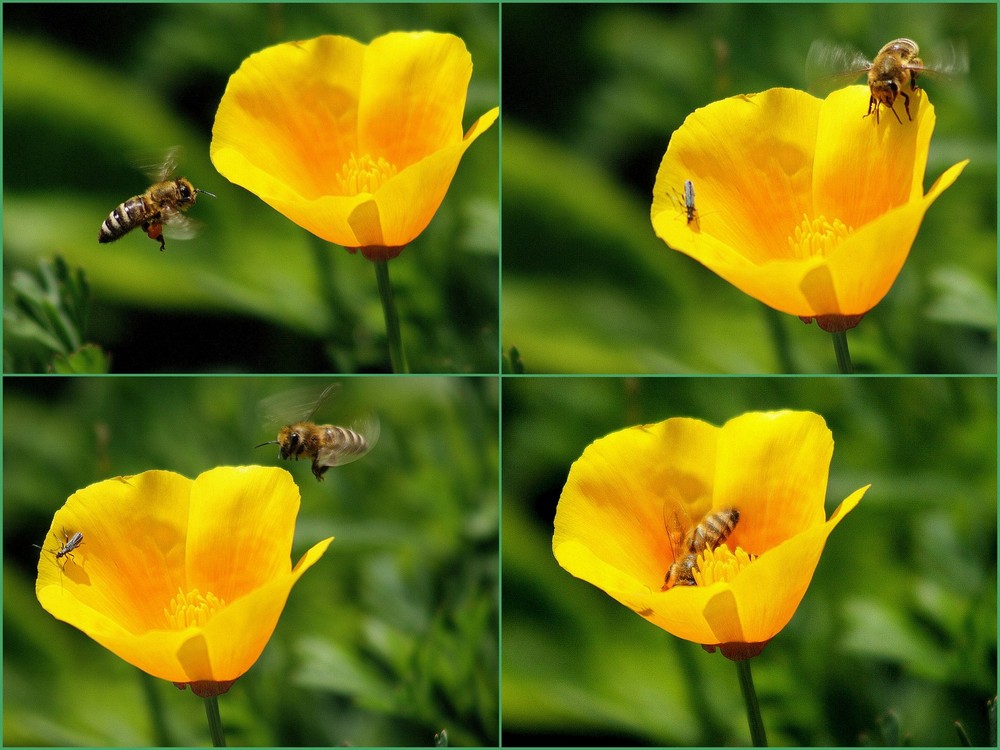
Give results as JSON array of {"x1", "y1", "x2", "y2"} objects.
[
  {"x1": 501, "y1": 3, "x2": 996, "y2": 374},
  {"x1": 3, "y1": 376, "x2": 498, "y2": 746},
  {"x1": 503, "y1": 376, "x2": 996, "y2": 745},
  {"x1": 3, "y1": 3, "x2": 499, "y2": 374}
]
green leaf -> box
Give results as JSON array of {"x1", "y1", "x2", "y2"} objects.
[
  {"x1": 3, "y1": 256, "x2": 100, "y2": 372},
  {"x1": 51, "y1": 344, "x2": 111, "y2": 374},
  {"x1": 925, "y1": 266, "x2": 998, "y2": 330}
]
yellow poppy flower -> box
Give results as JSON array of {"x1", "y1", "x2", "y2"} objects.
[
  {"x1": 651, "y1": 86, "x2": 968, "y2": 331},
  {"x1": 211, "y1": 32, "x2": 499, "y2": 260},
  {"x1": 36, "y1": 467, "x2": 332, "y2": 695},
  {"x1": 553, "y1": 410, "x2": 868, "y2": 660}
]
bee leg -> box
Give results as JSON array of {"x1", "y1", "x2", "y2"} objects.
[
  {"x1": 142, "y1": 221, "x2": 167, "y2": 251},
  {"x1": 865, "y1": 96, "x2": 880, "y2": 123},
  {"x1": 311, "y1": 461, "x2": 330, "y2": 482},
  {"x1": 900, "y1": 90, "x2": 912, "y2": 121}
]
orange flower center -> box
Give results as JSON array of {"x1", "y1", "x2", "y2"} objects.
[
  {"x1": 691, "y1": 545, "x2": 756, "y2": 586},
  {"x1": 787, "y1": 215, "x2": 853, "y2": 260},
  {"x1": 166, "y1": 588, "x2": 227, "y2": 629},
  {"x1": 336, "y1": 153, "x2": 398, "y2": 195}
]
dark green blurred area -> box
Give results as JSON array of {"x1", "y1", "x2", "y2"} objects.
[
  {"x1": 501, "y1": 3, "x2": 996, "y2": 374},
  {"x1": 502, "y1": 376, "x2": 996, "y2": 746},
  {"x1": 3, "y1": 376, "x2": 498, "y2": 746},
  {"x1": 3, "y1": 3, "x2": 499, "y2": 374}
]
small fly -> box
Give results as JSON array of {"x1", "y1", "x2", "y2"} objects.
[
  {"x1": 667, "y1": 179, "x2": 701, "y2": 229},
  {"x1": 682, "y1": 180, "x2": 698, "y2": 225},
  {"x1": 35, "y1": 528, "x2": 84, "y2": 568}
]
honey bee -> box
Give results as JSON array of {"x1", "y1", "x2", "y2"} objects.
[
  {"x1": 661, "y1": 505, "x2": 740, "y2": 590},
  {"x1": 806, "y1": 37, "x2": 967, "y2": 124},
  {"x1": 255, "y1": 383, "x2": 379, "y2": 481},
  {"x1": 98, "y1": 147, "x2": 215, "y2": 251}
]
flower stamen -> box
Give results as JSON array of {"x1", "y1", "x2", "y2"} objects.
[
  {"x1": 787, "y1": 214, "x2": 853, "y2": 260},
  {"x1": 166, "y1": 588, "x2": 226, "y2": 630},
  {"x1": 336, "y1": 153, "x2": 398, "y2": 196},
  {"x1": 691, "y1": 545, "x2": 757, "y2": 587}
]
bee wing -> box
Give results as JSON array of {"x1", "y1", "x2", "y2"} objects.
[
  {"x1": 160, "y1": 208, "x2": 201, "y2": 240},
  {"x1": 258, "y1": 383, "x2": 341, "y2": 429},
  {"x1": 906, "y1": 39, "x2": 969, "y2": 78},
  {"x1": 315, "y1": 412, "x2": 380, "y2": 468},
  {"x1": 805, "y1": 39, "x2": 871, "y2": 95},
  {"x1": 662, "y1": 495, "x2": 692, "y2": 558},
  {"x1": 138, "y1": 146, "x2": 182, "y2": 182}
]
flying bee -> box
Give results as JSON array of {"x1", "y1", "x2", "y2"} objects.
[
  {"x1": 98, "y1": 147, "x2": 215, "y2": 251},
  {"x1": 255, "y1": 383, "x2": 379, "y2": 481},
  {"x1": 806, "y1": 37, "x2": 967, "y2": 124},
  {"x1": 661, "y1": 505, "x2": 740, "y2": 590}
]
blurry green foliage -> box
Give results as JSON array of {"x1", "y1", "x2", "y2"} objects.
[
  {"x1": 503, "y1": 345, "x2": 525, "y2": 374},
  {"x1": 3, "y1": 376, "x2": 498, "y2": 746},
  {"x1": 3, "y1": 3, "x2": 498, "y2": 373},
  {"x1": 3, "y1": 256, "x2": 110, "y2": 373},
  {"x1": 502, "y1": 376, "x2": 996, "y2": 746},
  {"x1": 860, "y1": 710, "x2": 910, "y2": 746},
  {"x1": 501, "y1": 3, "x2": 996, "y2": 373}
]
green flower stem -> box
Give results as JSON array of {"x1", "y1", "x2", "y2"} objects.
[
  {"x1": 374, "y1": 259, "x2": 409, "y2": 373},
  {"x1": 736, "y1": 659, "x2": 768, "y2": 747},
  {"x1": 831, "y1": 330, "x2": 853, "y2": 373},
  {"x1": 204, "y1": 695, "x2": 227, "y2": 747}
]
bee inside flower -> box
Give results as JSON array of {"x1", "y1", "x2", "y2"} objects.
[{"x1": 554, "y1": 410, "x2": 869, "y2": 658}]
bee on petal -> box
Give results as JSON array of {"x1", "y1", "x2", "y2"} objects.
[{"x1": 806, "y1": 37, "x2": 967, "y2": 124}]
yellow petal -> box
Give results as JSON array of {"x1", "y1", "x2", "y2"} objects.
[
  {"x1": 652, "y1": 89, "x2": 821, "y2": 260},
  {"x1": 714, "y1": 411, "x2": 832, "y2": 551},
  {"x1": 211, "y1": 35, "x2": 366, "y2": 201},
  {"x1": 358, "y1": 32, "x2": 473, "y2": 166},
  {"x1": 185, "y1": 466, "x2": 301, "y2": 599},
  {"x1": 553, "y1": 419, "x2": 719, "y2": 585}
]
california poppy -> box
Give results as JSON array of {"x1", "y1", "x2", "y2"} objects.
[
  {"x1": 553, "y1": 410, "x2": 868, "y2": 659},
  {"x1": 36, "y1": 466, "x2": 331, "y2": 694},
  {"x1": 211, "y1": 31, "x2": 499, "y2": 260},
  {"x1": 651, "y1": 87, "x2": 967, "y2": 330}
]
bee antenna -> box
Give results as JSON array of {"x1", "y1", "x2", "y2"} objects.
[
  {"x1": 196, "y1": 189, "x2": 217, "y2": 198},
  {"x1": 254, "y1": 440, "x2": 279, "y2": 449}
]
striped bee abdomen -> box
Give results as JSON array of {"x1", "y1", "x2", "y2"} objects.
[{"x1": 99, "y1": 195, "x2": 150, "y2": 243}]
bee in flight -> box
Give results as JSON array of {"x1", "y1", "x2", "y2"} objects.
[
  {"x1": 661, "y1": 505, "x2": 740, "y2": 590},
  {"x1": 255, "y1": 383, "x2": 379, "y2": 481},
  {"x1": 806, "y1": 37, "x2": 967, "y2": 124},
  {"x1": 98, "y1": 147, "x2": 215, "y2": 251}
]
